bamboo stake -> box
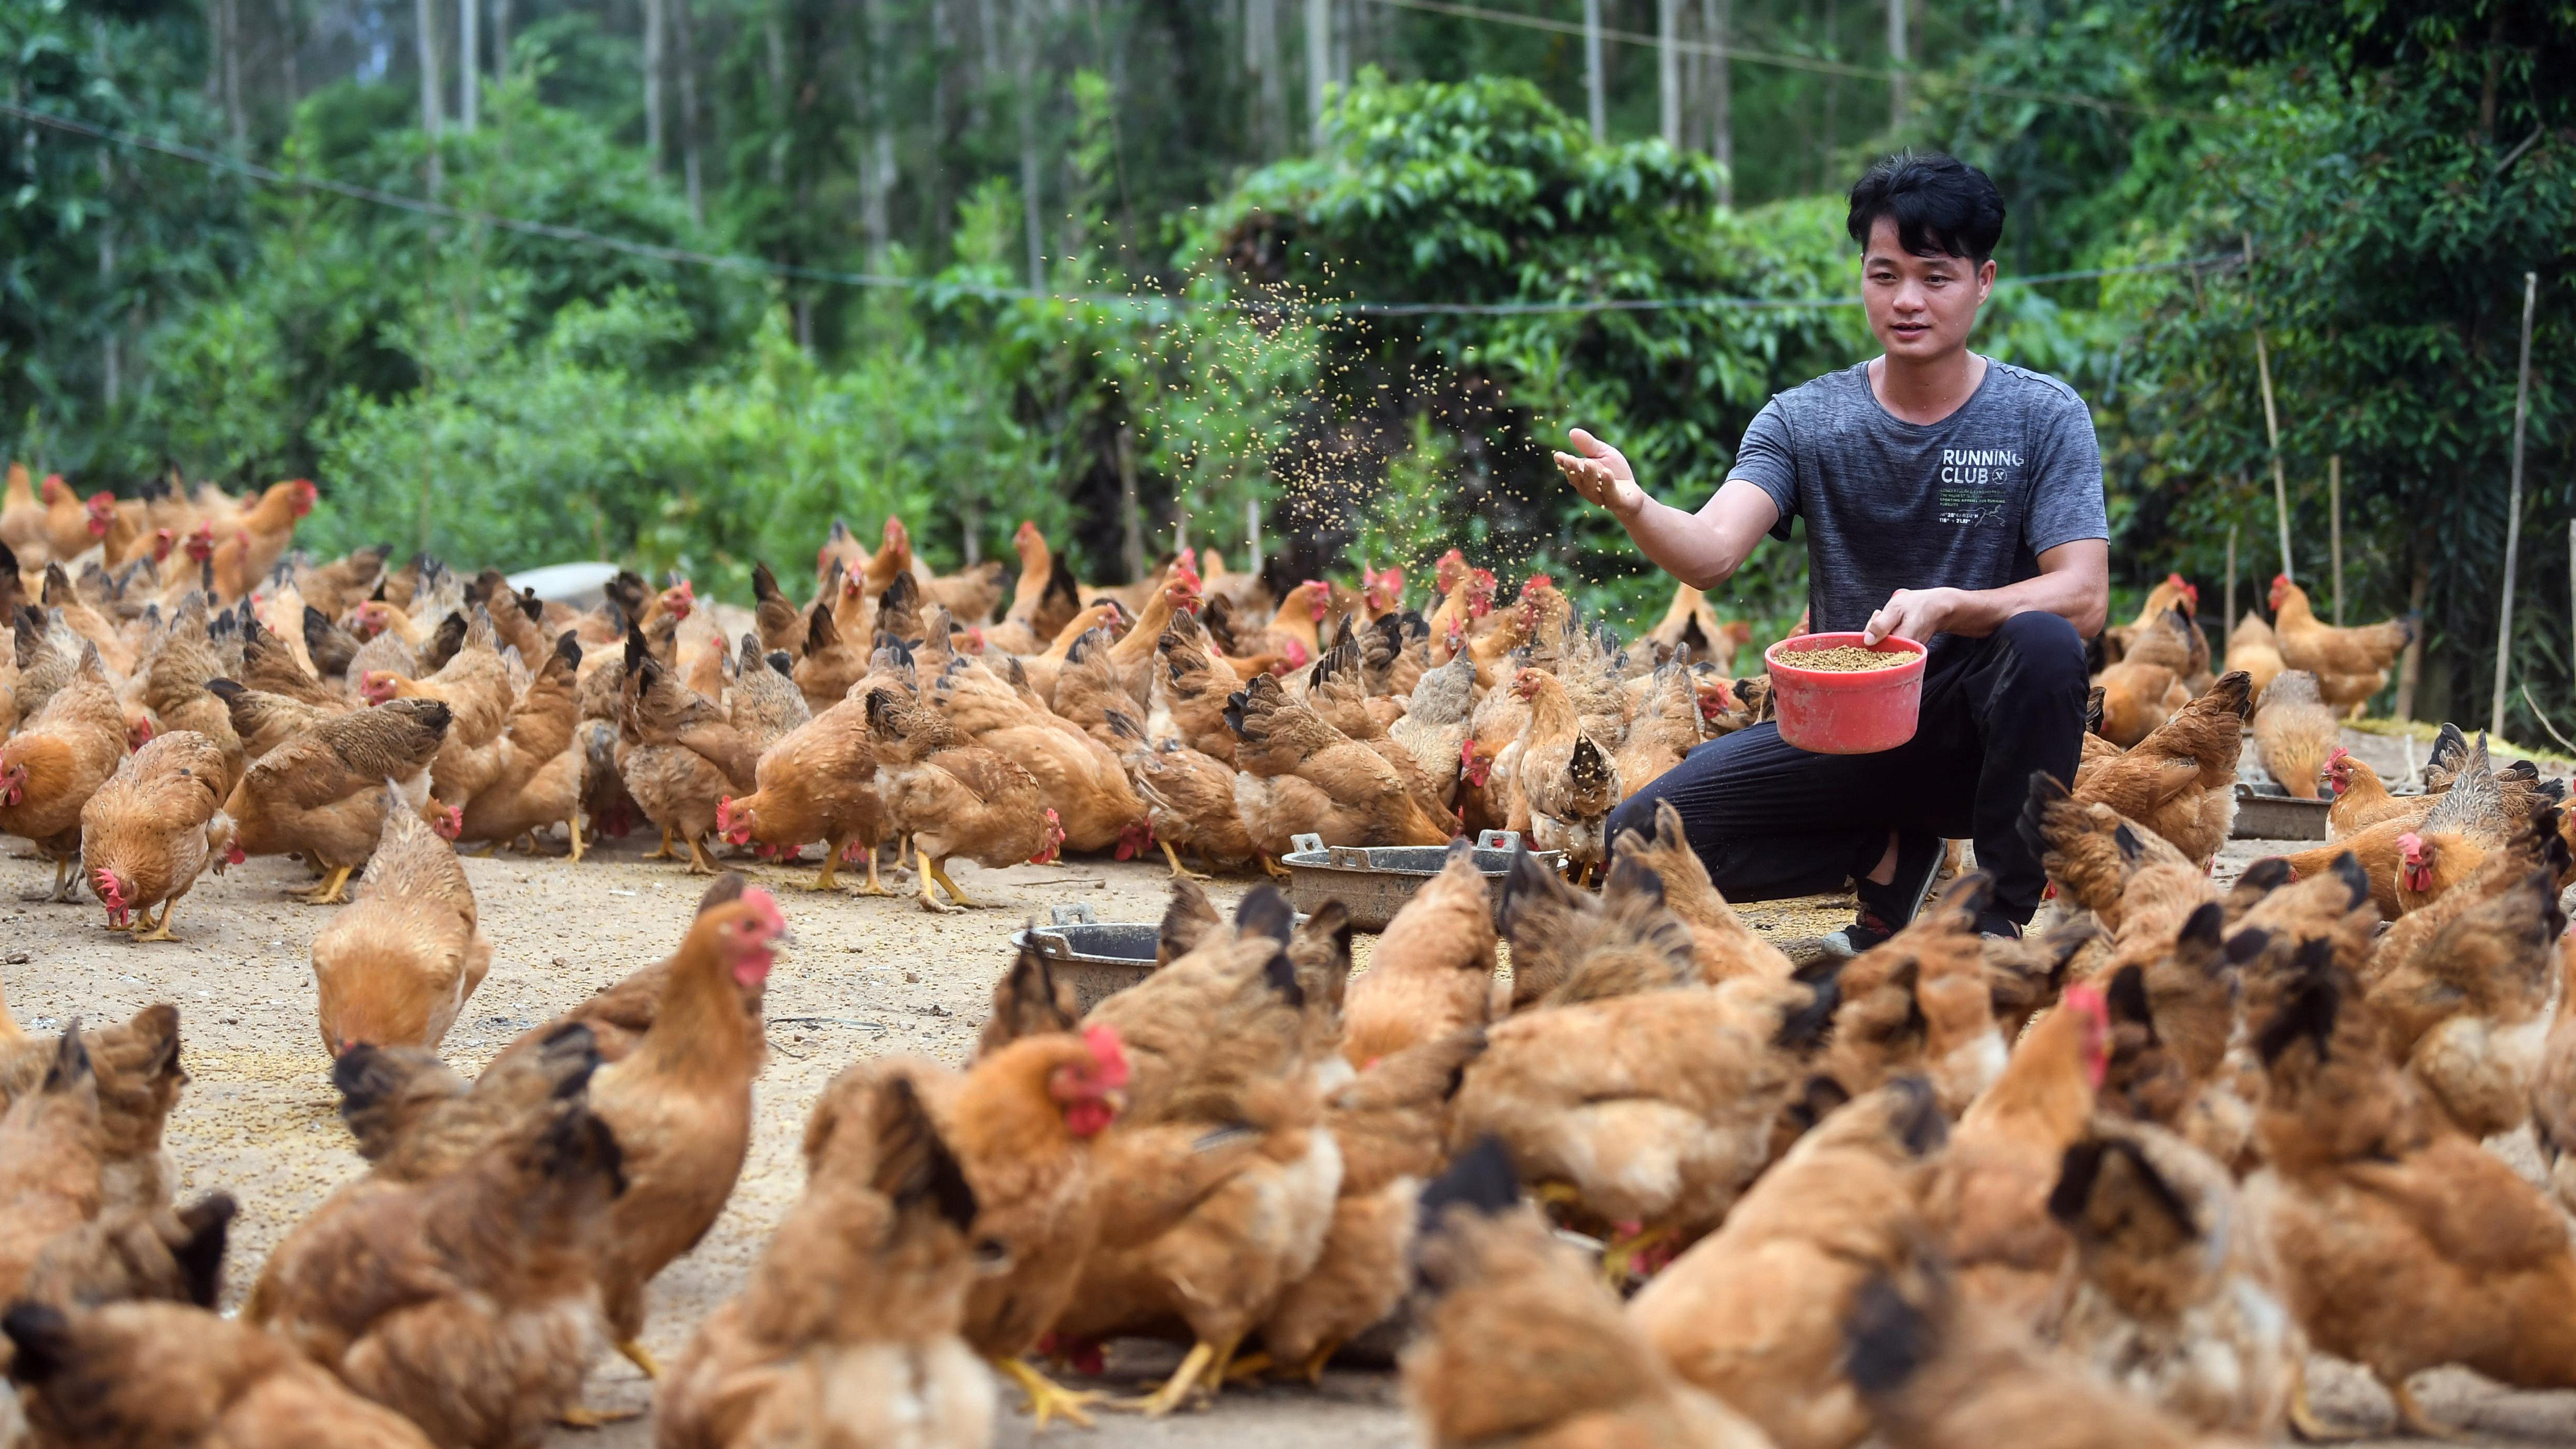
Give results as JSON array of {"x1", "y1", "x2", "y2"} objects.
[
  {"x1": 2245, "y1": 235, "x2": 2293, "y2": 583},
  {"x1": 2493, "y1": 272, "x2": 2537, "y2": 739},
  {"x1": 2328, "y1": 454, "x2": 2342, "y2": 624},
  {"x1": 2224, "y1": 524, "x2": 2237, "y2": 637}
]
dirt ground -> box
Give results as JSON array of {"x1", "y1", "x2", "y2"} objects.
[{"x1": 5, "y1": 724, "x2": 2573, "y2": 1447}]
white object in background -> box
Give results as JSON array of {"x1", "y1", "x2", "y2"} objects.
[{"x1": 506, "y1": 561, "x2": 623, "y2": 608}]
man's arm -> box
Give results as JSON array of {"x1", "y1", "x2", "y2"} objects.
[
  {"x1": 1553, "y1": 430, "x2": 1780, "y2": 591},
  {"x1": 1858, "y1": 538, "x2": 2109, "y2": 645}
]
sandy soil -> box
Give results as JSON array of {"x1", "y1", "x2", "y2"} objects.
[{"x1": 5, "y1": 730, "x2": 2572, "y2": 1446}]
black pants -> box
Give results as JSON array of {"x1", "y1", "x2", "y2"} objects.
[{"x1": 1606, "y1": 611, "x2": 2088, "y2": 925}]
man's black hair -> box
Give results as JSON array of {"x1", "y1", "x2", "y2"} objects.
[{"x1": 1846, "y1": 153, "x2": 2007, "y2": 265}]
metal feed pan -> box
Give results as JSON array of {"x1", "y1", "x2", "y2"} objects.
[
  {"x1": 1011, "y1": 904, "x2": 1160, "y2": 1014},
  {"x1": 1279, "y1": 830, "x2": 1564, "y2": 932},
  {"x1": 2230, "y1": 784, "x2": 2329, "y2": 841}
]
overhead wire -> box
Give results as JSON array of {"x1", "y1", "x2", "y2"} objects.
[{"x1": 0, "y1": 97, "x2": 2236, "y2": 320}]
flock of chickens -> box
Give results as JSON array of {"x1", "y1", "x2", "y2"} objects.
[{"x1": 2, "y1": 462, "x2": 2574, "y2": 1449}]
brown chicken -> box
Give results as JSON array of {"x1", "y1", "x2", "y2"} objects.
[
  {"x1": 1049, "y1": 893, "x2": 1348, "y2": 1415},
  {"x1": 2533, "y1": 929, "x2": 2576, "y2": 1217},
  {"x1": 246, "y1": 1091, "x2": 628, "y2": 1447},
  {"x1": 2099, "y1": 574, "x2": 2200, "y2": 669},
  {"x1": 619, "y1": 632, "x2": 761, "y2": 873},
  {"x1": 1451, "y1": 903, "x2": 1830, "y2": 1280},
  {"x1": 863, "y1": 685, "x2": 1062, "y2": 911},
  {"x1": 1, "y1": 643, "x2": 128, "y2": 901},
  {"x1": 569, "y1": 891, "x2": 783, "y2": 1379},
  {"x1": 78, "y1": 729, "x2": 239, "y2": 942},
  {"x1": 1341, "y1": 839, "x2": 1498, "y2": 1069},
  {"x1": 1615, "y1": 799, "x2": 1797, "y2": 984},
  {"x1": 0, "y1": 1028, "x2": 109, "y2": 1305},
  {"x1": 225, "y1": 697, "x2": 455, "y2": 904},
  {"x1": 310, "y1": 799, "x2": 490, "y2": 1057},
  {"x1": 1841, "y1": 1258, "x2": 2202, "y2": 1449},
  {"x1": 0, "y1": 998, "x2": 188, "y2": 1216},
  {"x1": 655, "y1": 1074, "x2": 991, "y2": 1449},
  {"x1": 2243, "y1": 943, "x2": 2576, "y2": 1437},
  {"x1": 1103, "y1": 709, "x2": 1257, "y2": 878},
  {"x1": 2271, "y1": 575, "x2": 2413, "y2": 712},
  {"x1": 2250, "y1": 669, "x2": 2337, "y2": 800},
  {"x1": 5, "y1": 1299, "x2": 441, "y2": 1449},
  {"x1": 2324, "y1": 746, "x2": 2427, "y2": 837},
  {"x1": 2071, "y1": 671, "x2": 2251, "y2": 869},
  {"x1": 2041, "y1": 1119, "x2": 2300, "y2": 1434},
  {"x1": 1230, "y1": 579, "x2": 1333, "y2": 672},
  {"x1": 1386, "y1": 653, "x2": 1477, "y2": 809},
  {"x1": 1614, "y1": 648, "x2": 1707, "y2": 799},
  {"x1": 1229, "y1": 672, "x2": 1453, "y2": 858},
  {"x1": 1634, "y1": 1076, "x2": 1949, "y2": 1449},
  {"x1": 1920, "y1": 984, "x2": 2112, "y2": 1327},
  {"x1": 1404, "y1": 1139, "x2": 1772, "y2": 1449},
  {"x1": 2224, "y1": 610, "x2": 2286, "y2": 701},
  {"x1": 1150, "y1": 611, "x2": 1247, "y2": 765},
  {"x1": 2364, "y1": 863, "x2": 2563, "y2": 1138},
  {"x1": 716, "y1": 691, "x2": 889, "y2": 894},
  {"x1": 364, "y1": 608, "x2": 517, "y2": 812},
  {"x1": 1817, "y1": 877, "x2": 2009, "y2": 1114},
  {"x1": 455, "y1": 632, "x2": 587, "y2": 857},
  {"x1": 1511, "y1": 666, "x2": 1621, "y2": 878},
  {"x1": 2093, "y1": 608, "x2": 2194, "y2": 747},
  {"x1": 932, "y1": 654, "x2": 1149, "y2": 856},
  {"x1": 2388, "y1": 735, "x2": 2542, "y2": 913},
  {"x1": 979, "y1": 520, "x2": 1084, "y2": 656}
]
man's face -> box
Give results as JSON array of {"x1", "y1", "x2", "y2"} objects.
[{"x1": 1860, "y1": 217, "x2": 1996, "y2": 363}]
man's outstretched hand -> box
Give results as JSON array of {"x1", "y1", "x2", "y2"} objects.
[
  {"x1": 1553, "y1": 429, "x2": 1648, "y2": 522},
  {"x1": 1861, "y1": 587, "x2": 1961, "y2": 646}
]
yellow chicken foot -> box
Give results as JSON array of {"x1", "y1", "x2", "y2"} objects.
[
  {"x1": 130, "y1": 900, "x2": 180, "y2": 943},
  {"x1": 22, "y1": 857, "x2": 71, "y2": 904},
  {"x1": 1160, "y1": 839, "x2": 1212, "y2": 881},
  {"x1": 801, "y1": 837, "x2": 846, "y2": 893},
  {"x1": 852, "y1": 845, "x2": 895, "y2": 897},
  {"x1": 928, "y1": 854, "x2": 984, "y2": 909},
  {"x1": 565, "y1": 813, "x2": 587, "y2": 863},
  {"x1": 1118, "y1": 1335, "x2": 1238, "y2": 1418},
  {"x1": 1220, "y1": 1350, "x2": 1274, "y2": 1383},
  {"x1": 645, "y1": 826, "x2": 677, "y2": 861},
  {"x1": 683, "y1": 834, "x2": 719, "y2": 875},
  {"x1": 1260, "y1": 854, "x2": 1294, "y2": 881},
  {"x1": 2385, "y1": 1380, "x2": 2459, "y2": 1441},
  {"x1": 556, "y1": 1405, "x2": 643, "y2": 1429},
  {"x1": 1599, "y1": 1223, "x2": 1674, "y2": 1287},
  {"x1": 616, "y1": 1339, "x2": 662, "y2": 1379},
  {"x1": 1530, "y1": 1181, "x2": 1585, "y2": 1210},
  {"x1": 917, "y1": 845, "x2": 964, "y2": 914},
  {"x1": 470, "y1": 841, "x2": 500, "y2": 858},
  {"x1": 297, "y1": 865, "x2": 354, "y2": 906},
  {"x1": 1292, "y1": 1341, "x2": 1339, "y2": 1386},
  {"x1": 996, "y1": 1355, "x2": 1106, "y2": 1430}
]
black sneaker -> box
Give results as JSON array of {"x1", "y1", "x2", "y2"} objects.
[
  {"x1": 1974, "y1": 911, "x2": 2025, "y2": 942},
  {"x1": 1816, "y1": 831, "x2": 1946, "y2": 960}
]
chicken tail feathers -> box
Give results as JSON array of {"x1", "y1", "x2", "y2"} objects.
[
  {"x1": 1844, "y1": 1272, "x2": 1939, "y2": 1400},
  {"x1": 1415, "y1": 1135, "x2": 1519, "y2": 1247}
]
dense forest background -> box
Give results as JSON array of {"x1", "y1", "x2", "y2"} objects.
[{"x1": 4, "y1": 0, "x2": 2570, "y2": 730}]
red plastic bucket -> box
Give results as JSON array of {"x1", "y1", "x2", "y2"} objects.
[{"x1": 1764, "y1": 632, "x2": 1929, "y2": 755}]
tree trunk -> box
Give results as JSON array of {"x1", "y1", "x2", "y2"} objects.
[
  {"x1": 491, "y1": 0, "x2": 507, "y2": 82},
  {"x1": 642, "y1": 0, "x2": 665, "y2": 171},
  {"x1": 2394, "y1": 551, "x2": 2428, "y2": 722},
  {"x1": 459, "y1": 0, "x2": 477, "y2": 132},
  {"x1": 1244, "y1": 495, "x2": 1264, "y2": 574},
  {"x1": 415, "y1": 0, "x2": 443, "y2": 192},
  {"x1": 1116, "y1": 424, "x2": 1145, "y2": 584},
  {"x1": 1659, "y1": 0, "x2": 1680, "y2": 146},
  {"x1": 98, "y1": 149, "x2": 118, "y2": 409},
  {"x1": 1702, "y1": 0, "x2": 1731, "y2": 204},
  {"x1": 275, "y1": 0, "x2": 301, "y2": 105},
  {"x1": 1305, "y1": 0, "x2": 1329, "y2": 147},
  {"x1": 223, "y1": 0, "x2": 246, "y2": 149},
  {"x1": 1014, "y1": 0, "x2": 1044, "y2": 291},
  {"x1": 764, "y1": 14, "x2": 786, "y2": 187},
  {"x1": 1885, "y1": 0, "x2": 1906, "y2": 132},
  {"x1": 672, "y1": 0, "x2": 702, "y2": 223},
  {"x1": 1583, "y1": 0, "x2": 1606, "y2": 142},
  {"x1": 857, "y1": 0, "x2": 890, "y2": 268}
]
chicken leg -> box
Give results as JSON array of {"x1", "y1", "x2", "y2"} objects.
[
  {"x1": 298, "y1": 865, "x2": 354, "y2": 906},
  {"x1": 2384, "y1": 1379, "x2": 2461, "y2": 1441},
  {"x1": 917, "y1": 844, "x2": 964, "y2": 914},
  {"x1": 618, "y1": 1339, "x2": 661, "y2": 1379},
  {"x1": 996, "y1": 1355, "x2": 1107, "y2": 1430},
  {"x1": 851, "y1": 841, "x2": 894, "y2": 897},
  {"x1": 801, "y1": 833, "x2": 848, "y2": 892},
  {"x1": 1121, "y1": 1333, "x2": 1241, "y2": 1418},
  {"x1": 1259, "y1": 854, "x2": 1293, "y2": 881},
  {"x1": 683, "y1": 833, "x2": 718, "y2": 875},
  {"x1": 130, "y1": 897, "x2": 182, "y2": 943},
  {"x1": 22, "y1": 857, "x2": 77, "y2": 904},
  {"x1": 565, "y1": 813, "x2": 587, "y2": 864},
  {"x1": 927, "y1": 855, "x2": 985, "y2": 908},
  {"x1": 645, "y1": 825, "x2": 677, "y2": 861},
  {"x1": 1159, "y1": 838, "x2": 1212, "y2": 881}
]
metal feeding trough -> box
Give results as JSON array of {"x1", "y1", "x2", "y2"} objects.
[
  {"x1": 1010, "y1": 903, "x2": 1159, "y2": 1013},
  {"x1": 2231, "y1": 784, "x2": 2330, "y2": 842},
  {"x1": 1279, "y1": 830, "x2": 1563, "y2": 932}
]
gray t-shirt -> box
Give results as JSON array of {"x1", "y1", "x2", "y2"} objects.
[{"x1": 1728, "y1": 358, "x2": 2107, "y2": 635}]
